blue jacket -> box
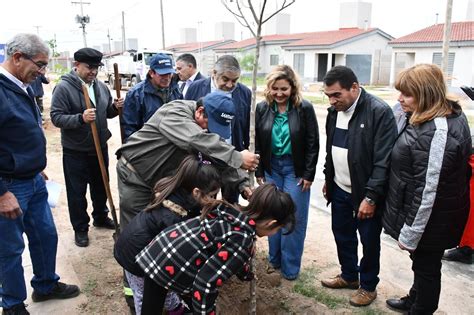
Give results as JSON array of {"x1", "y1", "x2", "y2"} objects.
[
  {"x1": 30, "y1": 74, "x2": 49, "y2": 97},
  {"x1": 0, "y1": 74, "x2": 46, "y2": 195},
  {"x1": 185, "y1": 77, "x2": 251, "y2": 151},
  {"x1": 122, "y1": 78, "x2": 182, "y2": 140}
]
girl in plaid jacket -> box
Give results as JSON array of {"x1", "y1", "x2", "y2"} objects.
[
  {"x1": 137, "y1": 183, "x2": 296, "y2": 315},
  {"x1": 114, "y1": 154, "x2": 221, "y2": 315}
]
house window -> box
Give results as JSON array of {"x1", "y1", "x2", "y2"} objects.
[
  {"x1": 432, "y1": 52, "x2": 455, "y2": 84},
  {"x1": 293, "y1": 53, "x2": 305, "y2": 77},
  {"x1": 270, "y1": 54, "x2": 279, "y2": 66}
]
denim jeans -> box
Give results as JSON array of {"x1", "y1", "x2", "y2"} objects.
[
  {"x1": 265, "y1": 155, "x2": 310, "y2": 279},
  {"x1": 63, "y1": 148, "x2": 109, "y2": 232},
  {"x1": 0, "y1": 174, "x2": 60, "y2": 308},
  {"x1": 330, "y1": 183, "x2": 382, "y2": 291}
]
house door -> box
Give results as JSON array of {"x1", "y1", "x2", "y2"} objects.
[
  {"x1": 317, "y1": 54, "x2": 328, "y2": 81},
  {"x1": 346, "y1": 54, "x2": 372, "y2": 84}
]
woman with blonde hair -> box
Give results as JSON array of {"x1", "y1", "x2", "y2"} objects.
[
  {"x1": 255, "y1": 64, "x2": 319, "y2": 280},
  {"x1": 383, "y1": 64, "x2": 471, "y2": 314}
]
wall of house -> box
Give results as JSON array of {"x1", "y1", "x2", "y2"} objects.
[
  {"x1": 282, "y1": 33, "x2": 392, "y2": 84},
  {"x1": 390, "y1": 46, "x2": 474, "y2": 87}
]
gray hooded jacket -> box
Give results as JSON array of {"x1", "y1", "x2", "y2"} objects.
[{"x1": 50, "y1": 70, "x2": 118, "y2": 152}]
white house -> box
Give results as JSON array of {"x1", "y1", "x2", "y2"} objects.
[
  {"x1": 213, "y1": 33, "x2": 314, "y2": 76},
  {"x1": 389, "y1": 21, "x2": 474, "y2": 87},
  {"x1": 282, "y1": 28, "x2": 394, "y2": 84}
]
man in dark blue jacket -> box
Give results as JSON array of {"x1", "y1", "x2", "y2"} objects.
[
  {"x1": 30, "y1": 73, "x2": 49, "y2": 114},
  {"x1": 121, "y1": 53, "x2": 182, "y2": 140},
  {"x1": 185, "y1": 55, "x2": 251, "y2": 152},
  {"x1": 0, "y1": 33, "x2": 79, "y2": 315}
]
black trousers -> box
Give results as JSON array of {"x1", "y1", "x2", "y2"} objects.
[
  {"x1": 62, "y1": 148, "x2": 109, "y2": 232},
  {"x1": 407, "y1": 248, "x2": 445, "y2": 315},
  {"x1": 141, "y1": 276, "x2": 167, "y2": 315}
]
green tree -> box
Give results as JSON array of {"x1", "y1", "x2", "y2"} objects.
[{"x1": 46, "y1": 39, "x2": 60, "y2": 58}]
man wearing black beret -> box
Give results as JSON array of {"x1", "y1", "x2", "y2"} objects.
[{"x1": 50, "y1": 47, "x2": 124, "y2": 247}]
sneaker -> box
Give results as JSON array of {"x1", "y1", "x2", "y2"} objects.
[
  {"x1": 386, "y1": 295, "x2": 412, "y2": 312},
  {"x1": 321, "y1": 274, "x2": 359, "y2": 289},
  {"x1": 442, "y1": 246, "x2": 473, "y2": 264},
  {"x1": 350, "y1": 288, "x2": 377, "y2": 306},
  {"x1": 93, "y1": 217, "x2": 116, "y2": 230},
  {"x1": 74, "y1": 231, "x2": 89, "y2": 247},
  {"x1": 31, "y1": 282, "x2": 80, "y2": 302},
  {"x1": 2, "y1": 303, "x2": 30, "y2": 315}
]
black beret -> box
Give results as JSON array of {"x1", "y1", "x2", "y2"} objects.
[{"x1": 74, "y1": 48, "x2": 104, "y2": 66}]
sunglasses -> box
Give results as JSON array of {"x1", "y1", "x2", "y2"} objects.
[{"x1": 23, "y1": 55, "x2": 48, "y2": 71}]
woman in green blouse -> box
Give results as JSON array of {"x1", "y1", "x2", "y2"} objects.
[{"x1": 255, "y1": 65, "x2": 319, "y2": 280}]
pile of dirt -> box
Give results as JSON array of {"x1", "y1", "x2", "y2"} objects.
[{"x1": 217, "y1": 255, "x2": 325, "y2": 314}]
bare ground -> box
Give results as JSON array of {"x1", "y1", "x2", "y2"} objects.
[{"x1": 12, "y1": 82, "x2": 471, "y2": 315}]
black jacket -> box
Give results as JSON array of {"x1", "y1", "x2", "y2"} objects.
[
  {"x1": 114, "y1": 188, "x2": 201, "y2": 276},
  {"x1": 324, "y1": 88, "x2": 397, "y2": 211},
  {"x1": 383, "y1": 103, "x2": 471, "y2": 251},
  {"x1": 255, "y1": 100, "x2": 319, "y2": 181}
]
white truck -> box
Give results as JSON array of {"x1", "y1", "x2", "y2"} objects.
[{"x1": 104, "y1": 49, "x2": 174, "y2": 89}]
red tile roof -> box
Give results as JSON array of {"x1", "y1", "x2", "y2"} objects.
[
  {"x1": 214, "y1": 32, "x2": 315, "y2": 50},
  {"x1": 215, "y1": 28, "x2": 391, "y2": 50},
  {"x1": 390, "y1": 21, "x2": 474, "y2": 44},
  {"x1": 284, "y1": 28, "x2": 383, "y2": 47},
  {"x1": 166, "y1": 40, "x2": 234, "y2": 52}
]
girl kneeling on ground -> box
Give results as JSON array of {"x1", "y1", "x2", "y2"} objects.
[
  {"x1": 137, "y1": 183, "x2": 296, "y2": 315},
  {"x1": 114, "y1": 154, "x2": 221, "y2": 315}
]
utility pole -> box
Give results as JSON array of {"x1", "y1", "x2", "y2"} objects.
[
  {"x1": 122, "y1": 11, "x2": 126, "y2": 52},
  {"x1": 107, "y1": 29, "x2": 112, "y2": 54},
  {"x1": 33, "y1": 25, "x2": 41, "y2": 36},
  {"x1": 160, "y1": 0, "x2": 166, "y2": 49},
  {"x1": 72, "y1": 0, "x2": 91, "y2": 47},
  {"x1": 52, "y1": 33, "x2": 57, "y2": 71},
  {"x1": 441, "y1": 0, "x2": 453, "y2": 77}
]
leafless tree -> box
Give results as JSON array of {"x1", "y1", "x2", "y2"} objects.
[
  {"x1": 221, "y1": 0, "x2": 296, "y2": 154},
  {"x1": 221, "y1": 3, "x2": 296, "y2": 313}
]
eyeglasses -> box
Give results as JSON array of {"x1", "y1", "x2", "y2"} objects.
[
  {"x1": 23, "y1": 55, "x2": 48, "y2": 71},
  {"x1": 84, "y1": 64, "x2": 102, "y2": 71}
]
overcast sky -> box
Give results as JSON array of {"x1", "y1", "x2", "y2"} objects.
[{"x1": 0, "y1": 0, "x2": 472, "y2": 53}]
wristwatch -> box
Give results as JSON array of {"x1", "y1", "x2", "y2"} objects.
[{"x1": 364, "y1": 196, "x2": 376, "y2": 206}]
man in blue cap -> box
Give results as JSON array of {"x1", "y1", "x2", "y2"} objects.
[{"x1": 121, "y1": 53, "x2": 182, "y2": 140}]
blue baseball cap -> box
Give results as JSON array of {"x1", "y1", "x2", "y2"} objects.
[
  {"x1": 150, "y1": 53, "x2": 175, "y2": 75},
  {"x1": 203, "y1": 92, "x2": 235, "y2": 140}
]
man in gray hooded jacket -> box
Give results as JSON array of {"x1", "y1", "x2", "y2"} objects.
[{"x1": 51, "y1": 47, "x2": 124, "y2": 247}]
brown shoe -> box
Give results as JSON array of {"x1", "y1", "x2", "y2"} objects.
[
  {"x1": 350, "y1": 288, "x2": 377, "y2": 306},
  {"x1": 321, "y1": 274, "x2": 359, "y2": 289}
]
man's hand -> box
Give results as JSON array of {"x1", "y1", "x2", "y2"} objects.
[
  {"x1": 256, "y1": 177, "x2": 265, "y2": 186},
  {"x1": 240, "y1": 150, "x2": 260, "y2": 171},
  {"x1": 114, "y1": 97, "x2": 124, "y2": 109},
  {"x1": 0, "y1": 191, "x2": 22, "y2": 219},
  {"x1": 398, "y1": 241, "x2": 413, "y2": 252},
  {"x1": 40, "y1": 171, "x2": 49, "y2": 181},
  {"x1": 357, "y1": 199, "x2": 376, "y2": 220},
  {"x1": 298, "y1": 178, "x2": 312, "y2": 192},
  {"x1": 241, "y1": 186, "x2": 253, "y2": 200},
  {"x1": 322, "y1": 182, "x2": 328, "y2": 201},
  {"x1": 82, "y1": 108, "x2": 96, "y2": 124}
]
